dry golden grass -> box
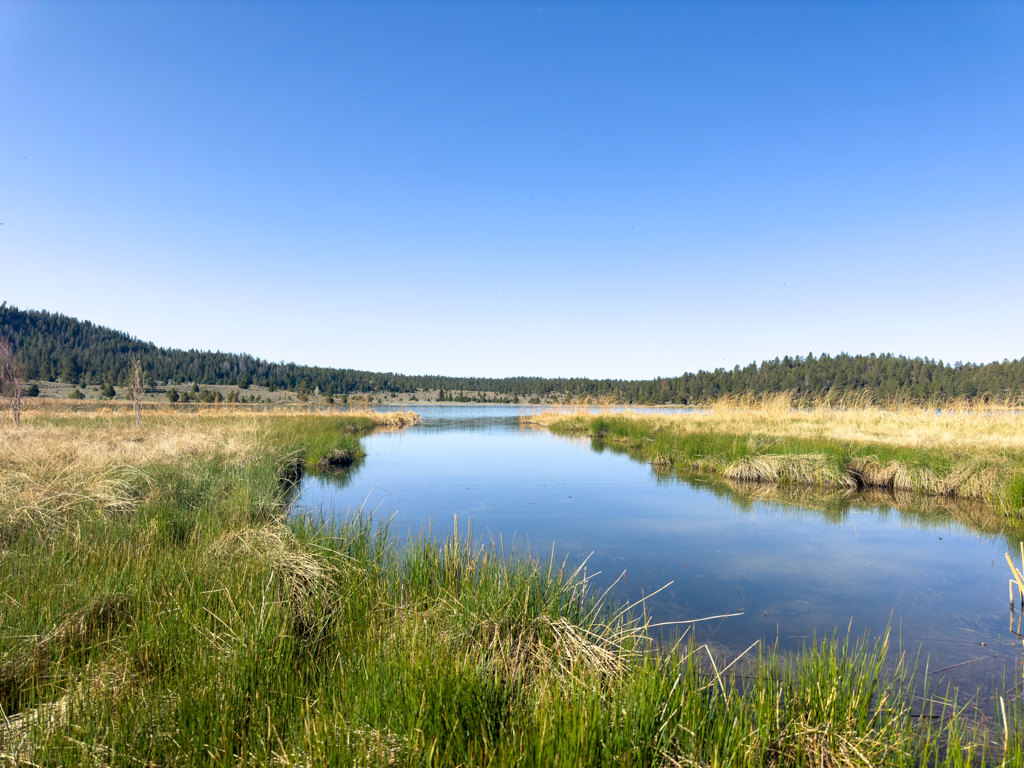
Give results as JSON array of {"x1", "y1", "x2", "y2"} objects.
[
  {"x1": 0, "y1": 406, "x2": 419, "y2": 535},
  {"x1": 522, "y1": 392, "x2": 1024, "y2": 455},
  {"x1": 467, "y1": 613, "x2": 629, "y2": 686},
  {"x1": 0, "y1": 413, "x2": 259, "y2": 533},
  {"x1": 13, "y1": 398, "x2": 421, "y2": 423},
  {"x1": 521, "y1": 394, "x2": 1024, "y2": 505},
  {"x1": 0, "y1": 401, "x2": 985, "y2": 765},
  {"x1": 209, "y1": 522, "x2": 347, "y2": 638},
  {"x1": 345, "y1": 408, "x2": 421, "y2": 429}
]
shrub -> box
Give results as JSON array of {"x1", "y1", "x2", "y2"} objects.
[
  {"x1": 100, "y1": 384, "x2": 116, "y2": 398},
  {"x1": 25, "y1": 384, "x2": 39, "y2": 397},
  {"x1": 69, "y1": 389, "x2": 85, "y2": 400},
  {"x1": 167, "y1": 388, "x2": 179, "y2": 403}
]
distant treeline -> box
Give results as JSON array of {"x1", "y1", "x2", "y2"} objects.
[{"x1": 1, "y1": 303, "x2": 1022, "y2": 403}]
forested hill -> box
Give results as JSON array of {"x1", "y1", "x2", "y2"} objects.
[{"x1": 1, "y1": 303, "x2": 1022, "y2": 403}]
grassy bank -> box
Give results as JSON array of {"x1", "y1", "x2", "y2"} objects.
[
  {"x1": 522, "y1": 395, "x2": 1024, "y2": 520},
  {"x1": 0, "y1": 407, "x2": 1010, "y2": 765}
]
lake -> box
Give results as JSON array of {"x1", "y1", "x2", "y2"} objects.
[{"x1": 292, "y1": 405, "x2": 1024, "y2": 698}]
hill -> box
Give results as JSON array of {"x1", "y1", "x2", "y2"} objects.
[{"x1": 1, "y1": 303, "x2": 1021, "y2": 403}]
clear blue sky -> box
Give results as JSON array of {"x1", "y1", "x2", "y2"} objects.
[{"x1": 1, "y1": 1, "x2": 1021, "y2": 379}]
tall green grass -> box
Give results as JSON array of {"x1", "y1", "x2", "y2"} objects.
[
  {"x1": 552, "y1": 414, "x2": 1024, "y2": 521},
  {"x1": 0, "y1": 414, "x2": 1009, "y2": 765}
]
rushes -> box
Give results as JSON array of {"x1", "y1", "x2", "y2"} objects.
[
  {"x1": 724, "y1": 454, "x2": 854, "y2": 488},
  {"x1": 349, "y1": 408, "x2": 420, "y2": 429},
  {"x1": 522, "y1": 392, "x2": 1024, "y2": 454},
  {"x1": 0, "y1": 407, "x2": 1003, "y2": 766},
  {"x1": 389, "y1": 521, "x2": 646, "y2": 690},
  {"x1": 0, "y1": 593, "x2": 133, "y2": 715},
  {"x1": 210, "y1": 522, "x2": 342, "y2": 643},
  {"x1": 0, "y1": 408, "x2": 415, "y2": 538},
  {"x1": 524, "y1": 397, "x2": 1024, "y2": 514},
  {"x1": 0, "y1": 416, "x2": 255, "y2": 538},
  {"x1": 0, "y1": 432, "x2": 138, "y2": 536}
]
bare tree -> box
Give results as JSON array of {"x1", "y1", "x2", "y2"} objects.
[
  {"x1": 0, "y1": 336, "x2": 24, "y2": 427},
  {"x1": 130, "y1": 358, "x2": 147, "y2": 429}
]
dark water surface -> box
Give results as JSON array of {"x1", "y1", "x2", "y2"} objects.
[{"x1": 293, "y1": 406, "x2": 1024, "y2": 697}]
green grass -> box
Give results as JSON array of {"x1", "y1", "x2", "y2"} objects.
[
  {"x1": 0, "y1": 413, "x2": 1012, "y2": 765},
  {"x1": 550, "y1": 414, "x2": 1024, "y2": 522}
]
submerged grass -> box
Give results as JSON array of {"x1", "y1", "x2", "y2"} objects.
[
  {"x1": 522, "y1": 394, "x2": 1024, "y2": 521},
  {"x1": 0, "y1": 405, "x2": 1013, "y2": 765}
]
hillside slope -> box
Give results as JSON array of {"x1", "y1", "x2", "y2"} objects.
[{"x1": 1, "y1": 303, "x2": 1021, "y2": 402}]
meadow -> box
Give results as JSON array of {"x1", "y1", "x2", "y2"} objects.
[
  {"x1": 521, "y1": 394, "x2": 1024, "y2": 521},
  {"x1": 0, "y1": 403, "x2": 1014, "y2": 765}
]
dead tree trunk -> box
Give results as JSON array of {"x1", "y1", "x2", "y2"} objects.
[
  {"x1": 0, "y1": 337, "x2": 23, "y2": 427},
  {"x1": 130, "y1": 358, "x2": 147, "y2": 429}
]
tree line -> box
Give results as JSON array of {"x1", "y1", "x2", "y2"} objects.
[{"x1": 1, "y1": 303, "x2": 1022, "y2": 403}]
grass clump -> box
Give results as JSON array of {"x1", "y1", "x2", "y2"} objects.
[
  {"x1": 0, "y1": 406, "x2": 1009, "y2": 765},
  {"x1": 524, "y1": 394, "x2": 1024, "y2": 521}
]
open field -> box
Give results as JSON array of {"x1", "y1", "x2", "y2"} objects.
[
  {"x1": 24, "y1": 381, "x2": 563, "y2": 406},
  {"x1": 0, "y1": 405, "x2": 1011, "y2": 765},
  {"x1": 521, "y1": 394, "x2": 1024, "y2": 519}
]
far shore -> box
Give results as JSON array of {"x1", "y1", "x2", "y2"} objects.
[{"x1": 22, "y1": 381, "x2": 705, "y2": 407}]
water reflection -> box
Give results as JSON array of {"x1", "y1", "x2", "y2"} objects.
[
  {"x1": 310, "y1": 463, "x2": 361, "y2": 489},
  {"x1": 292, "y1": 407, "x2": 1023, "y2": 697},
  {"x1": 580, "y1": 432, "x2": 1014, "y2": 537}
]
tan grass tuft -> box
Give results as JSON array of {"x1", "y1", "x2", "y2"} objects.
[
  {"x1": 522, "y1": 394, "x2": 1024, "y2": 454},
  {"x1": 0, "y1": 416, "x2": 261, "y2": 535},
  {"x1": 469, "y1": 613, "x2": 629, "y2": 685},
  {"x1": 350, "y1": 409, "x2": 420, "y2": 429},
  {"x1": 209, "y1": 523, "x2": 348, "y2": 641},
  {"x1": 0, "y1": 652, "x2": 141, "y2": 765},
  {"x1": 0, "y1": 593, "x2": 133, "y2": 713},
  {"x1": 523, "y1": 395, "x2": 1024, "y2": 502},
  {"x1": 344, "y1": 727, "x2": 406, "y2": 767}
]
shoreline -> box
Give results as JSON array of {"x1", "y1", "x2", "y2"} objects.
[
  {"x1": 522, "y1": 404, "x2": 1024, "y2": 520},
  {"x1": 1, "y1": 406, "x2": 994, "y2": 765}
]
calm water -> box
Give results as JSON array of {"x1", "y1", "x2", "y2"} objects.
[{"x1": 293, "y1": 406, "x2": 1024, "y2": 695}]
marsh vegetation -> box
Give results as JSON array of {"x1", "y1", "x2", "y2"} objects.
[
  {"x1": 0, "y1": 404, "x2": 1018, "y2": 765},
  {"x1": 522, "y1": 395, "x2": 1024, "y2": 520}
]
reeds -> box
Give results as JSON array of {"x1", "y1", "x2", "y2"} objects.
[
  {"x1": 523, "y1": 393, "x2": 1024, "y2": 516},
  {"x1": 524, "y1": 392, "x2": 1024, "y2": 453},
  {"x1": 346, "y1": 407, "x2": 421, "y2": 429},
  {"x1": 0, "y1": 408, "x2": 1005, "y2": 765},
  {"x1": 11, "y1": 398, "x2": 422, "y2": 426},
  {"x1": 0, "y1": 407, "x2": 419, "y2": 537}
]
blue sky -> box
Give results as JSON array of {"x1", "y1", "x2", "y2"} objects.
[{"x1": 1, "y1": 1, "x2": 1021, "y2": 379}]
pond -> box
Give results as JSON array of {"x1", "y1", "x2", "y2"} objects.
[{"x1": 292, "y1": 405, "x2": 1024, "y2": 698}]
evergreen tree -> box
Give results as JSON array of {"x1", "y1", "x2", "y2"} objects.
[{"x1": 2, "y1": 303, "x2": 1022, "y2": 404}]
